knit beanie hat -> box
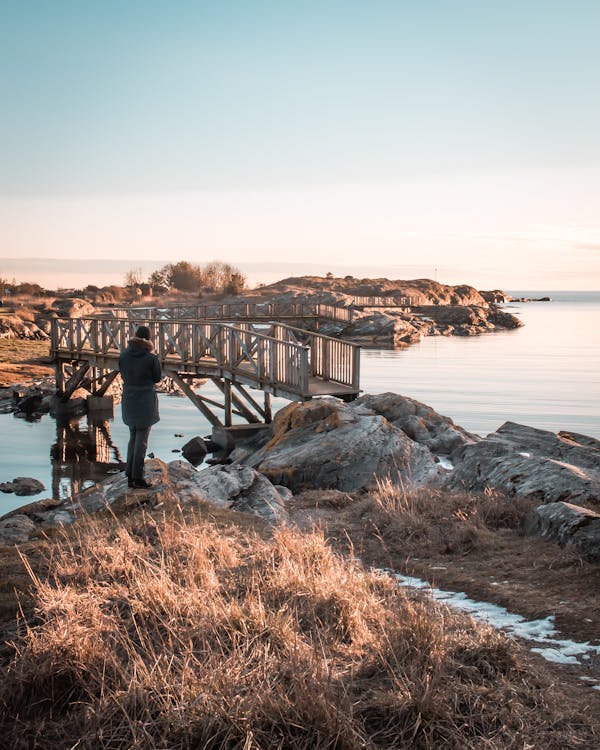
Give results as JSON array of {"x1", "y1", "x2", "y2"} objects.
[{"x1": 135, "y1": 325, "x2": 151, "y2": 340}]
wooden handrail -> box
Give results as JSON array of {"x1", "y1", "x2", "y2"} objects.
[{"x1": 50, "y1": 317, "x2": 354, "y2": 396}]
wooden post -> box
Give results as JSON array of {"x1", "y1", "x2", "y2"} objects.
[
  {"x1": 223, "y1": 379, "x2": 232, "y2": 427},
  {"x1": 59, "y1": 361, "x2": 91, "y2": 402},
  {"x1": 264, "y1": 392, "x2": 272, "y2": 423}
]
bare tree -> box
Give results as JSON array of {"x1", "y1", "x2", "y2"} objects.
[{"x1": 124, "y1": 267, "x2": 143, "y2": 288}]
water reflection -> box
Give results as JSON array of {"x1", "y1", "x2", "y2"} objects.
[{"x1": 50, "y1": 416, "x2": 125, "y2": 499}]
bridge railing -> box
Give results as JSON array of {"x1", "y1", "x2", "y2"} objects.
[
  {"x1": 253, "y1": 322, "x2": 360, "y2": 390},
  {"x1": 102, "y1": 302, "x2": 321, "y2": 320},
  {"x1": 99, "y1": 301, "x2": 357, "y2": 324},
  {"x1": 51, "y1": 317, "x2": 310, "y2": 395},
  {"x1": 351, "y1": 296, "x2": 414, "y2": 307}
]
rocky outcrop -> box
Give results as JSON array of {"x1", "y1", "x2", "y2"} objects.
[
  {"x1": 51, "y1": 297, "x2": 96, "y2": 318},
  {"x1": 168, "y1": 460, "x2": 287, "y2": 523},
  {"x1": 355, "y1": 393, "x2": 478, "y2": 457},
  {"x1": 0, "y1": 378, "x2": 61, "y2": 419},
  {"x1": 450, "y1": 422, "x2": 600, "y2": 506},
  {"x1": 0, "y1": 315, "x2": 48, "y2": 340},
  {"x1": 479, "y1": 290, "x2": 510, "y2": 304},
  {"x1": 410, "y1": 305, "x2": 523, "y2": 337},
  {"x1": 524, "y1": 502, "x2": 600, "y2": 561},
  {"x1": 336, "y1": 312, "x2": 423, "y2": 347},
  {"x1": 319, "y1": 305, "x2": 521, "y2": 348},
  {"x1": 228, "y1": 276, "x2": 522, "y2": 347},
  {"x1": 0, "y1": 458, "x2": 290, "y2": 546},
  {"x1": 255, "y1": 276, "x2": 493, "y2": 307},
  {"x1": 235, "y1": 398, "x2": 444, "y2": 493}
]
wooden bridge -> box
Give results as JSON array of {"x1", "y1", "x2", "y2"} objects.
[
  {"x1": 50, "y1": 316, "x2": 361, "y2": 428},
  {"x1": 103, "y1": 301, "x2": 354, "y2": 324},
  {"x1": 100, "y1": 296, "x2": 415, "y2": 326}
]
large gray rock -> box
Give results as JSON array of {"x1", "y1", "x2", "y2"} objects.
[
  {"x1": 356, "y1": 393, "x2": 478, "y2": 457},
  {"x1": 239, "y1": 398, "x2": 443, "y2": 493},
  {"x1": 524, "y1": 502, "x2": 600, "y2": 560},
  {"x1": 52, "y1": 297, "x2": 96, "y2": 318},
  {"x1": 169, "y1": 461, "x2": 288, "y2": 523},
  {"x1": 341, "y1": 313, "x2": 423, "y2": 347},
  {"x1": 0, "y1": 514, "x2": 37, "y2": 545},
  {"x1": 451, "y1": 422, "x2": 600, "y2": 506}
]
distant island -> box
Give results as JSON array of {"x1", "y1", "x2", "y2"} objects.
[{"x1": 0, "y1": 273, "x2": 524, "y2": 349}]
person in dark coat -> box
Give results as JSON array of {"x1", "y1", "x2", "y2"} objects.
[{"x1": 118, "y1": 325, "x2": 162, "y2": 488}]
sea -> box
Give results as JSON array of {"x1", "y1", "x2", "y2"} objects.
[{"x1": 0, "y1": 291, "x2": 598, "y2": 514}]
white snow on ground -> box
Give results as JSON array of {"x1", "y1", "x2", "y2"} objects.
[
  {"x1": 435, "y1": 455, "x2": 454, "y2": 470},
  {"x1": 375, "y1": 569, "x2": 600, "y2": 689}
]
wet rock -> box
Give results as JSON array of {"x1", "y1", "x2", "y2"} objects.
[
  {"x1": 524, "y1": 502, "x2": 600, "y2": 560},
  {"x1": 0, "y1": 477, "x2": 45, "y2": 496},
  {"x1": 450, "y1": 422, "x2": 600, "y2": 506},
  {"x1": 238, "y1": 397, "x2": 443, "y2": 493},
  {"x1": 181, "y1": 436, "x2": 208, "y2": 466},
  {"x1": 14, "y1": 393, "x2": 43, "y2": 415}
]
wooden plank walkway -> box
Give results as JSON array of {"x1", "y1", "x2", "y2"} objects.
[{"x1": 50, "y1": 317, "x2": 360, "y2": 403}]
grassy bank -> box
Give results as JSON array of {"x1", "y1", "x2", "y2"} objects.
[
  {"x1": 0, "y1": 501, "x2": 597, "y2": 749},
  {"x1": 0, "y1": 339, "x2": 53, "y2": 388}
]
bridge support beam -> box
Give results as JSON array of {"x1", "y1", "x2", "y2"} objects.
[
  {"x1": 57, "y1": 361, "x2": 91, "y2": 403},
  {"x1": 169, "y1": 373, "x2": 223, "y2": 428}
]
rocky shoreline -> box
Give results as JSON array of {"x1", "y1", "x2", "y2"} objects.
[
  {"x1": 0, "y1": 277, "x2": 524, "y2": 349},
  {"x1": 2, "y1": 390, "x2": 598, "y2": 560}
]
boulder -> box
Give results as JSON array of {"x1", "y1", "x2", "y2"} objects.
[
  {"x1": 524, "y1": 502, "x2": 600, "y2": 560},
  {"x1": 0, "y1": 477, "x2": 45, "y2": 496},
  {"x1": 450, "y1": 422, "x2": 600, "y2": 506},
  {"x1": 181, "y1": 436, "x2": 208, "y2": 466},
  {"x1": 238, "y1": 398, "x2": 443, "y2": 493},
  {"x1": 52, "y1": 298, "x2": 96, "y2": 318},
  {"x1": 170, "y1": 462, "x2": 288, "y2": 523},
  {"x1": 355, "y1": 393, "x2": 478, "y2": 457},
  {"x1": 340, "y1": 313, "x2": 423, "y2": 347},
  {"x1": 0, "y1": 514, "x2": 37, "y2": 545}
]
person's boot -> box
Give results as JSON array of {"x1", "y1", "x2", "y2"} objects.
[{"x1": 131, "y1": 478, "x2": 152, "y2": 489}]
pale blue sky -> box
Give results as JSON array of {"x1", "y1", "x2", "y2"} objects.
[{"x1": 1, "y1": 1, "x2": 599, "y2": 288}]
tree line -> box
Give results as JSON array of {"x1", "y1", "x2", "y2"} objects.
[{"x1": 125, "y1": 260, "x2": 247, "y2": 295}]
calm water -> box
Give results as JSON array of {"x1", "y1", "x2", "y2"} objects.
[{"x1": 1, "y1": 291, "x2": 598, "y2": 513}]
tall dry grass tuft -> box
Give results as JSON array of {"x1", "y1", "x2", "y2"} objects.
[
  {"x1": 365, "y1": 478, "x2": 532, "y2": 556},
  {"x1": 0, "y1": 508, "x2": 595, "y2": 749}
]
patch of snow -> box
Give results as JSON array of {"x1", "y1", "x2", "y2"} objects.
[
  {"x1": 435, "y1": 455, "x2": 454, "y2": 470},
  {"x1": 518, "y1": 452, "x2": 531, "y2": 458},
  {"x1": 386, "y1": 570, "x2": 600, "y2": 675}
]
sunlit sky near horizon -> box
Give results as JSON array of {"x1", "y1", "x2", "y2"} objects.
[{"x1": 1, "y1": 1, "x2": 599, "y2": 289}]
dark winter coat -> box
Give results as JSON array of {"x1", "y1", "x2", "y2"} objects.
[{"x1": 118, "y1": 337, "x2": 162, "y2": 428}]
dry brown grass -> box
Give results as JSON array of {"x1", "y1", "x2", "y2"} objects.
[
  {"x1": 0, "y1": 507, "x2": 596, "y2": 750},
  {"x1": 353, "y1": 478, "x2": 533, "y2": 558}
]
